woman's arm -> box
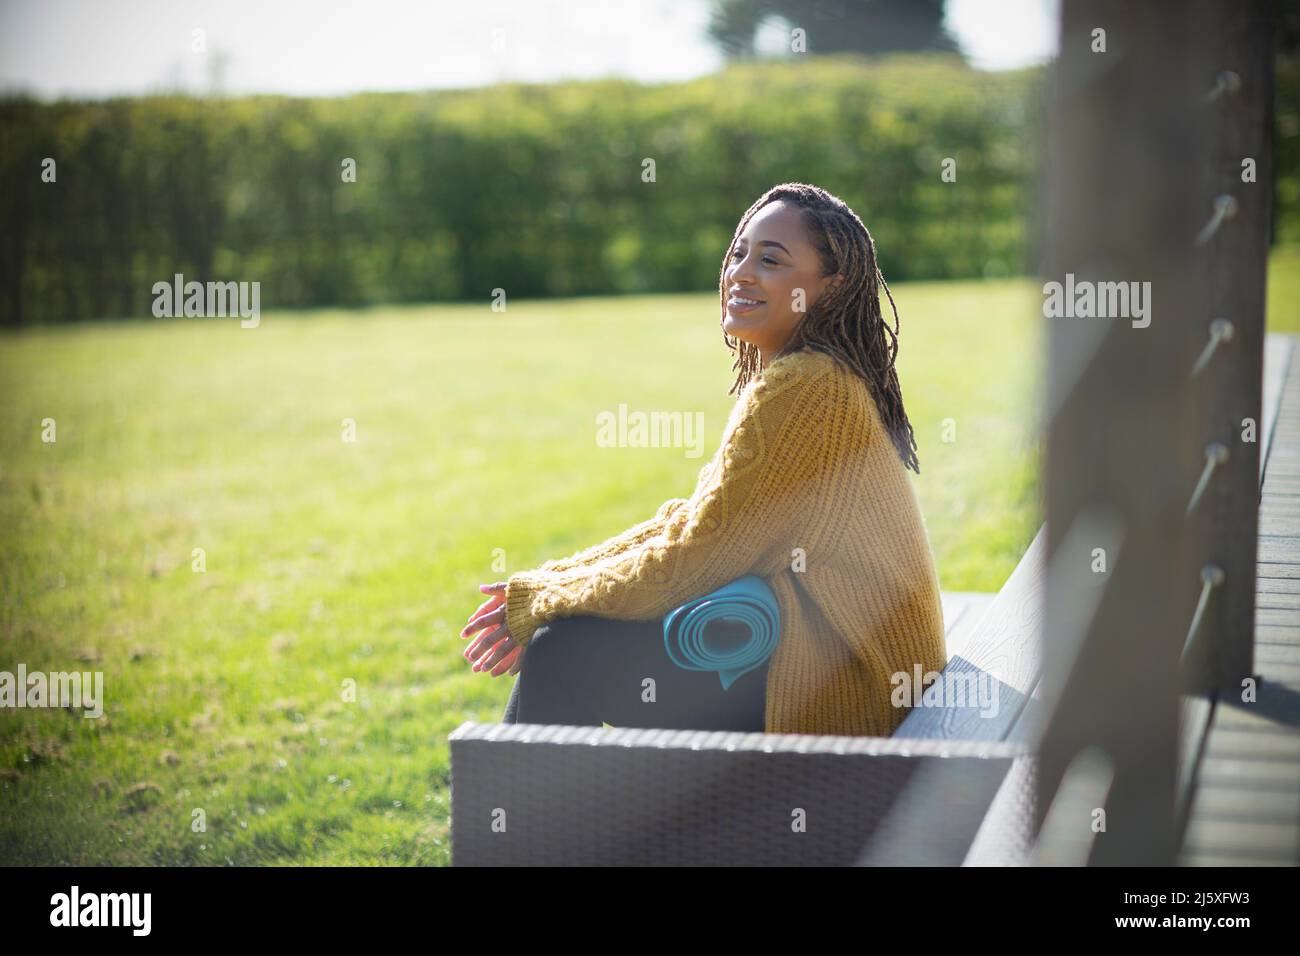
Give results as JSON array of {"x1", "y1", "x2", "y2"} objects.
[{"x1": 504, "y1": 357, "x2": 839, "y2": 646}]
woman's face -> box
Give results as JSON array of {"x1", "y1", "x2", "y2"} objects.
[{"x1": 723, "y1": 200, "x2": 840, "y2": 365}]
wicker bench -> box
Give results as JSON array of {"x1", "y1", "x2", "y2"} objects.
[{"x1": 448, "y1": 526, "x2": 1046, "y2": 866}]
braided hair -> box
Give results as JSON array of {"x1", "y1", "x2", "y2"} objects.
[{"x1": 718, "y1": 182, "x2": 921, "y2": 475}]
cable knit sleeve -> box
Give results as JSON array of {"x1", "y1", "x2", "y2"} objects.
[{"x1": 505, "y1": 352, "x2": 839, "y2": 647}]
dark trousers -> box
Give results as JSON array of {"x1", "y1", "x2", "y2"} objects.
[{"x1": 502, "y1": 615, "x2": 769, "y2": 731}]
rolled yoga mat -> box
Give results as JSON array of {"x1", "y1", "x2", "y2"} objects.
[{"x1": 661, "y1": 574, "x2": 781, "y2": 690}]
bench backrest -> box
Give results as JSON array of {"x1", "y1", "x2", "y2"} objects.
[{"x1": 893, "y1": 523, "x2": 1047, "y2": 744}]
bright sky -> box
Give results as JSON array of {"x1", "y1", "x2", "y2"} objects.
[{"x1": 0, "y1": 0, "x2": 1060, "y2": 99}]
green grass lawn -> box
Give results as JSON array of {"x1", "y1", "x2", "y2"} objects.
[{"x1": 2, "y1": 250, "x2": 1296, "y2": 865}]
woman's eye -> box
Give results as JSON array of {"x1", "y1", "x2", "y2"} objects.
[{"x1": 730, "y1": 250, "x2": 778, "y2": 265}]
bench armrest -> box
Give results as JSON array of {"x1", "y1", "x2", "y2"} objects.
[{"x1": 449, "y1": 721, "x2": 1027, "y2": 865}]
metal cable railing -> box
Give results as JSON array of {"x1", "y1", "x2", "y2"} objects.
[{"x1": 1027, "y1": 0, "x2": 1271, "y2": 867}]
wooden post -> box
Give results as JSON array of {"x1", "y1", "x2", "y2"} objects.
[
  {"x1": 1196, "y1": 0, "x2": 1273, "y2": 698},
  {"x1": 1035, "y1": 0, "x2": 1216, "y2": 865}
]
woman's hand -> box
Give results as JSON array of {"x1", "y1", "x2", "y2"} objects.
[{"x1": 461, "y1": 582, "x2": 524, "y2": 677}]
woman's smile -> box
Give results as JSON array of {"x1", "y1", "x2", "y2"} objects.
[{"x1": 727, "y1": 294, "x2": 765, "y2": 314}]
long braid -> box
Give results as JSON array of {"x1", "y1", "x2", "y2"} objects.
[{"x1": 717, "y1": 183, "x2": 921, "y2": 475}]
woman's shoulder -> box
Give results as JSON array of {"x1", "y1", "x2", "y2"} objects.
[
  {"x1": 753, "y1": 348, "x2": 845, "y2": 399},
  {"x1": 761, "y1": 346, "x2": 835, "y2": 379},
  {"x1": 735, "y1": 350, "x2": 850, "y2": 443},
  {"x1": 751, "y1": 348, "x2": 880, "y2": 439}
]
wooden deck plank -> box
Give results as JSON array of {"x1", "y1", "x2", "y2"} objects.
[
  {"x1": 1185, "y1": 783, "x2": 1300, "y2": 821},
  {"x1": 1204, "y1": 729, "x2": 1300, "y2": 759},
  {"x1": 1196, "y1": 757, "x2": 1300, "y2": 790},
  {"x1": 1255, "y1": 643, "x2": 1300, "y2": 664},
  {"x1": 1210, "y1": 697, "x2": 1300, "y2": 731},
  {"x1": 1255, "y1": 576, "x2": 1300, "y2": 593},
  {"x1": 940, "y1": 591, "x2": 996, "y2": 665},
  {"x1": 1255, "y1": 563, "x2": 1300, "y2": 579},
  {"x1": 1181, "y1": 823, "x2": 1298, "y2": 861},
  {"x1": 1190, "y1": 790, "x2": 1300, "y2": 827},
  {"x1": 940, "y1": 591, "x2": 978, "y2": 628},
  {"x1": 1259, "y1": 335, "x2": 1293, "y2": 483},
  {"x1": 1257, "y1": 536, "x2": 1300, "y2": 563},
  {"x1": 1258, "y1": 515, "x2": 1300, "y2": 536},
  {"x1": 1260, "y1": 478, "x2": 1300, "y2": 494},
  {"x1": 1256, "y1": 629, "x2": 1300, "y2": 649},
  {"x1": 1254, "y1": 671, "x2": 1300, "y2": 688},
  {"x1": 1256, "y1": 606, "x2": 1300, "y2": 625},
  {"x1": 1181, "y1": 851, "x2": 1295, "y2": 866},
  {"x1": 1180, "y1": 333, "x2": 1300, "y2": 865}
]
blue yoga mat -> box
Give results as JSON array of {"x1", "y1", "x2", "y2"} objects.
[{"x1": 662, "y1": 574, "x2": 781, "y2": 690}]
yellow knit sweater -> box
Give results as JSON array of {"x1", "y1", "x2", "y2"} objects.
[{"x1": 505, "y1": 347, "x2": 947, "y2": 737}]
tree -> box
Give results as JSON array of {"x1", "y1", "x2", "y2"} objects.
[{"x1": 707, "y1": 0, "x2": 960, "y2": 59}]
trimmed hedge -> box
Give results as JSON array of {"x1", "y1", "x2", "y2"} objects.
[{"x1": 0, "y1": 54, "x2": 1068, "y2": 324}]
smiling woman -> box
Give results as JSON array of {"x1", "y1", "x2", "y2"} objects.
[
  {"x1": 717, "y1": 184, "x2": 921, "y2": 475},
  {"x1": 461, "y1": 182, "x2": 946, "y2": 738}
]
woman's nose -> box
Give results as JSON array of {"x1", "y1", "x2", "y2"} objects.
[{"x1": 729, "y1": 259, "x2": 755, "y2": 284}]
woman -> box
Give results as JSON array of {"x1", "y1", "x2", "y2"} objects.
[{"x1": 460, "y1": 182, "x2": 946, "y2": 737}]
